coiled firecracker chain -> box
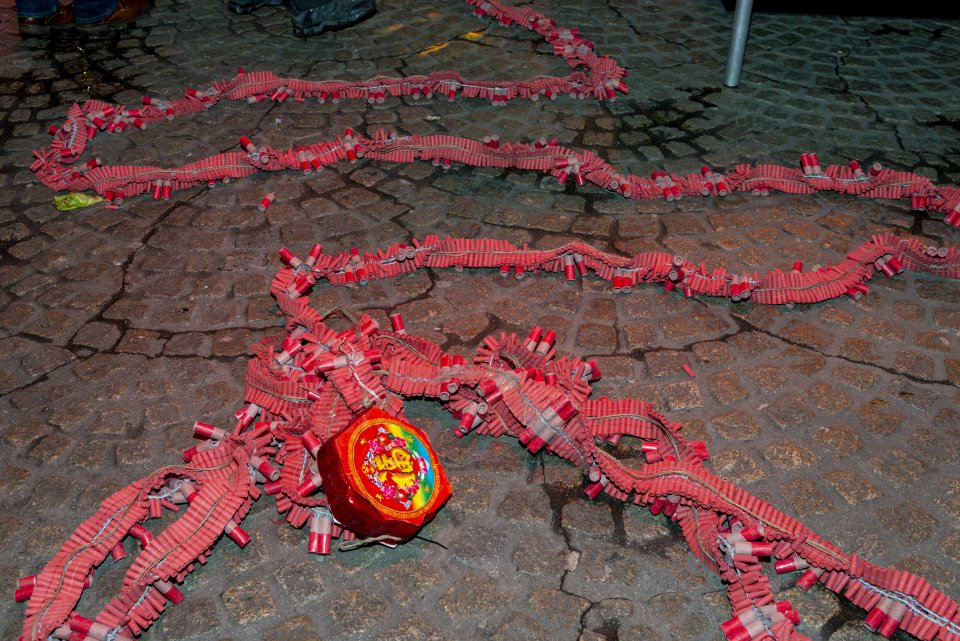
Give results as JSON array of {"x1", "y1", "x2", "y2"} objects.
[
  {"x1": 17, "y1": 245, "x2": 960, "y2": 641},
  {"x1": 27, "y1": 2, "x2": 960, "y2": 226}
]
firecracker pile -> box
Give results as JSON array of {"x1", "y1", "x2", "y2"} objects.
[
  {"x1": 15, "y1": 0, "x2": 960, "y2": 639},
  {"x1": 16, "y1": 237, "x2": 960, "y2": 641}
]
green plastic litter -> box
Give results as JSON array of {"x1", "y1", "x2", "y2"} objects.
[{"x1": 54, "y1": 192, "x2": 103, "y2": 211}]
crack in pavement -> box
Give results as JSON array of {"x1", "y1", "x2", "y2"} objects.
[{"x1": 729, "y1": 305, "x2": 956, "y2": 387}]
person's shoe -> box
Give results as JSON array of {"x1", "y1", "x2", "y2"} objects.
[
  {"x1": 227, "y1": 0, "x2": 285, "y2": 15},
  {"x1": 291, "y1": 0, "x2": 375, "y2": 37},
  {"x1": 18, "y1": 3, "x2": 75, "y2": 34},
  {"x1": 98, "y1": 0, "x2": 152, "y2": 24}
]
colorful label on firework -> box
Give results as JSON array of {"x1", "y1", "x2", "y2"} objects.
[
  {"x1": 315, "y1": 407, "x2": 450, "y2": 539},
  {"x1": 348, "y1": 414, "x2": 441, "y2": 519}
]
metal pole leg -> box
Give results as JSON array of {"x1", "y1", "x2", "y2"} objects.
[{"x1": 724, "y1": 0, "x2": 754, "y2": 87}]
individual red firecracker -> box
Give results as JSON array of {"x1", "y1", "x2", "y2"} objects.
[
  {"x1": 562, "y1": 254, "x2": 577, "y2": 285},
  {"x1": 910, "y1": 194, "x2": 928, "y2": 211},
  {"x1": 641, "y1": 441, "x2": 663, "y2": 463},
  {"x1": 304, "y1": 148, "x2": 321, "y2": 171},
  {"x1": 444, "y1": 81, "x2": 459, "y2": 101},
  {"x1": 849, "y1": 160, "x2": 866, "y2": 180},
  {"x1": 258, "y1": 192, "x2": 275, "y2": 212},
  {"x1": 301, "y1": 431, "x2": 323, "y2": 461},
  {"x1": 155, "y1": 579, "x2": 185, "y2": 604},
  {"x1": 535, "y1": 330, "x2": 556, "y2": 356},
  {"x1": 808, "y1": 152, "x2": 822, "y2": 175},
  {"x1": 239, "y1": 135, "x2": 257, "y2": 155},
  {"x1": 455, "y1": 403, "x2": 483, "y2": 437},
  {"x1": 584, "y1": 475, "x2": 608, "y2": 499},
  {"x1": 193, "y1": 421, "x2": 226, "y2": 441},
  {"x1": 389, "y1": 312, "x2": 406, "y2": 334},
  {"x1": 573, "y1": 167, "x2": 586, "y2": 186},
  {"x1": 161, "y1": 180, "x2": 173, "y2": 200},
  {"x1": 250, "y1": 454, "x2": 280, "y2": 481},
  {"x1": 689, "y1": 439, "x2": 708, "y2": 460},
  {"x1": 308, "y1": 509, "x2": 335, "y2": 554},
  {"x1": 277, "y1": 247, "x2": 305, "y2": 273},
  {"x1": 110, "y1": 541, "x2": 127, "y2": 561},
  {"x1": 868, "y1": 162, "x2": 883, "y2": 176},
  {"x1": 775, "y1": 555, "x2": 810, "y2": 574},
  {"x1": 478, "y1": 378, "x2": 504, "y2": 405},
  {"x1": 296, "y1": 472, "x2": 324, "y2": 497},
  {"x1": 14, "y1": 575, "x2": 36, "y2": 603},
  {"x1": 945, "y1": 203, "x2": 960, "y2": 228},
  {"x1": 582, "y1": 359, "x2": 601, "y2": 382},
  {"x1": 234, "y1": 402, "x2": 260, "y2": 432},
  {"x1": 796, "y1": 566, "x2": 824, "y2": 589},
  {"x1": 87, "y1": 111, "x2": 108, "y2": 130},
  {"x1": 660, "y1": 494, "x2": 681, "y2": 518},
  {"x1": 69, "y1": 614, "x2": 132, "y2": 641},
  {"x1": 313, "y1": 407, "x2": 452, "y2": 541},
  {"x1": 737, "y1": 522, "x2": 764, "y2": 541}
]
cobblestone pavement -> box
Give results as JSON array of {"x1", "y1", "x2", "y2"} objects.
[{"x1": 1, "y1": 0, "x2": 959, "y2": 640}]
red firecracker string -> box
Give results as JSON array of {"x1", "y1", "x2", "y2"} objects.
[
  {"x1": 273, "y1": 233, "x2": 959, "y2": 306},
  {"x1": 27, "y1": 2, "x2": 960, "y2": 227}
]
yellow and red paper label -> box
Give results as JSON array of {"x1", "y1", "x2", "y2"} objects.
[{"x1": 317, "y1": 408, "x2": 450, "y2": 540}]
